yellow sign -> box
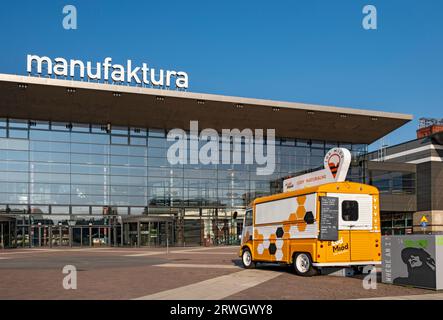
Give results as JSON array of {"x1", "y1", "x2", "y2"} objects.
[{"x1": 421, "y1": 216, "x2": 428, "y2": 223}]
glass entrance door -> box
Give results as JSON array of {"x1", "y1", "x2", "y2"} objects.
[
  {"x1": 183, "y1": 208, "x2": 202, "y2": 246},
  {"x1": 150, "y1": 222, "x2": 159, "y2": 246},
  {"x1": 158, "y1": 221, "x2": 173, "y2": 246},
  {"x1": 16, "y1": 225, "x2": 29, "y2": 248},
  {"x1": 72, "y1": 227, "x2": 82, "y2": 247},
  {"x1": 98, "y1": 227, "x2": 110, "y2": 246},
  {"x1": 140, "y1": 222, "x2": 150, "y2": 246},
  {"x1": 51, "y1": 226, "x2": 62, "y2": 247},
  {"x1": 0, "y1": 220, "x2": 16, "y2": 249},
  {"x1": 91, "y1": 227, "x2": 101, "y2": 246},
  {"x1": 41, "y1": 225, "x2": 50, "y2": 246},
  {"x1": 25, "y1": 221, "x2": 116, "y2": 248},
  {"x1": 30, "y1": 225, "x2": 51, "y2": 247},
  {"x1": 124, "y1": 223, "x2": 138, "y2": 247},
  {"x1": 122, "y1": 219, "x2": 175, "y2": 247}
]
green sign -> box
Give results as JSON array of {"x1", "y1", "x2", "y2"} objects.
[{"x1": 404, "y1": 239, "x2": 428, "y2": 249}]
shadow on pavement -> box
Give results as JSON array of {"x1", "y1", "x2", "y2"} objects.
[{"x1": 231, "y1": 259, "x2": 292, "y2": 273}]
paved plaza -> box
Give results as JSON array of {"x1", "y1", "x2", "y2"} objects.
[{"x1": 0, "y1": 246, "x2": 440, "y2": 300}]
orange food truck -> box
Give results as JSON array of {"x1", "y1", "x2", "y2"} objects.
[{"x1": 239, "y1": 148, "x2": 381, "y2": 276}]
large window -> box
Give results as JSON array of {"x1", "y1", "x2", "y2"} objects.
[
  {"x1": 381, "y1": 212, "x2": 413, "y2": 235},
  {"x1": 369, "y1": 170, "x2": 416, "y2": 194},
  {"x1": 0, "y1": 119, "x2": 367, "y2": 214}
]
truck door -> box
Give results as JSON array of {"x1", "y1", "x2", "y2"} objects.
[
  {"x1": 241, "y1": 209, "x2": 253, "y2": 247},
  {"x1": 328, "y1": 193, "x2": 373, "y2": 262}
]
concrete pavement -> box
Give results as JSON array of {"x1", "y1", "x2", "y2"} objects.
[
  {"x1": 135, "y1": 269, "x2": 281, "y2": 300},
  {"x1": 0, "y1": 246, "x2": 439, "y2": 300}
]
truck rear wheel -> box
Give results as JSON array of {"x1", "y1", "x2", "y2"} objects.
[
  {"x1": 293, "y1": 253, "x2": 317, "y2": 276},
  {"x1": 241, "y1": 248, "x2": 255, "y2": 269}
]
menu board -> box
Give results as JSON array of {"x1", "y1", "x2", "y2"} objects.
[{"x1": 319, "y1": 196, "x2": 339, "y2": 241}]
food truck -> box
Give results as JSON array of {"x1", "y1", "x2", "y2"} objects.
[{"x1": 239, "y1": 148, "x2": 381, "y2": 276}]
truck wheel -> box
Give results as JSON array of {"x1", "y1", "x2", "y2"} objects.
[
  {"x1": 293, "y1": 253, "x2": 316, "y2": 276},
  {"x1": 241, "y1": 248, "x2": 255, "y2": 269}
]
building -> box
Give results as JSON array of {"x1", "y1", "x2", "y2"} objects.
[
  {"x1": 0, "y1": 73, "x2": 411, "y2": 248},
  {"x1": 417, "y1": 118, "x2": 443, "y2": 139},
  {"x1": 367, "y1": 122, "x2": 443, "y2": 235}
]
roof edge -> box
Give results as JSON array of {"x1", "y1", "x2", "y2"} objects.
[{"x1": 0, "y1": 73, "x2": 413, "y2": 121}]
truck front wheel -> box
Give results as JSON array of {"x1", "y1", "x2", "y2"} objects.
[
  {"x1": 293, "y1": 253, "x2": 317, "y2": 276},
  {"x1": 241, "y1": 248, "x2": 255, "y2": 269}
]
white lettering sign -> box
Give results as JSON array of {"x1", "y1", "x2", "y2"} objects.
[{"x1": 27, "y1": 54, "x2": 189, "y2": 89}]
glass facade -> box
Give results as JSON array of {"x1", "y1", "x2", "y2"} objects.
[
  {"x1": 369, "y1": 170, "x2": 416, "y2": 194},
  {"x1": 368, "y1": 169, "x2": 416, "y2": 235},
  {"x1": 0, "y1": 118, "x2": 367, "y2": 248}
]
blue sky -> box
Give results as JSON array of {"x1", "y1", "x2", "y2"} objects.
[{"x1": 0, "y1": 0, "x2": 442, "y2": 150}]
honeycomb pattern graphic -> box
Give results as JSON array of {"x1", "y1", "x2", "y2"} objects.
[
  {"x1": 276, "y1": 227, "x2": 284, "y2": 238},
  {"x1": 288, "y1": 195, "x2": 308, "y2": 236},
  {"x1": 268, "y1": 243, "x2": 277, "y2": 255},
  {"x1": 254, "y1": 225, "x2": 289, "y2": 261},
  {"x1": 252, "y1": 194, "x2": 317, "y2": 262}
]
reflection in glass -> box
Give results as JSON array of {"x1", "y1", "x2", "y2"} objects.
[{"x1": 0, "y1": 119, "x2": 367, "y2": 247}]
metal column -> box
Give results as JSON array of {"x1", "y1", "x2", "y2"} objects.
[
  {"x1": 0, "y1": 223, "x2": 3, "y2": 249},
  {"x1": 137, "y1": 221, "x2": 140, "y2": 248},
  {"x1": 49, "y1": 226, "x2": 52, "y2": 248},
  {"x1": 121, "y1": 223, "x2": 124, "y2": 247}
]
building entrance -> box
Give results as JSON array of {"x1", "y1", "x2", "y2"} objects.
[
  {"x1": 1, "y1": 209, "x2": 243, "y2": 248},
  {"x1": 0, "y1": 217, "x2": 16, "y2": 249},
  {"x1": 178, "y1": 208, "x2": 241, "y2": 247},
  {"x1": 28, "y1": 224, "x2": 114, "y2": 248},
  {"x1": 122, "y1": 216, "x2": 175, "y2": 247}
]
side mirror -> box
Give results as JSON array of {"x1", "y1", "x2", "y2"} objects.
[{"x1": 304, "y1": 211, "x2": 315, "y2": 224}]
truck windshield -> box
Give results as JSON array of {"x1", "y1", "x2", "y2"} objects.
[{"x1": 245, "y1": 209, "x2": 253, "y2": 226}]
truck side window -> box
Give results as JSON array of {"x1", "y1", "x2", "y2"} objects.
[
  {"x1": 342, "y1": 201, "x2": 359, "y2": 221},
  {"x1": 245, "y1": 210, "x2": 253, "y2": 226}
]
